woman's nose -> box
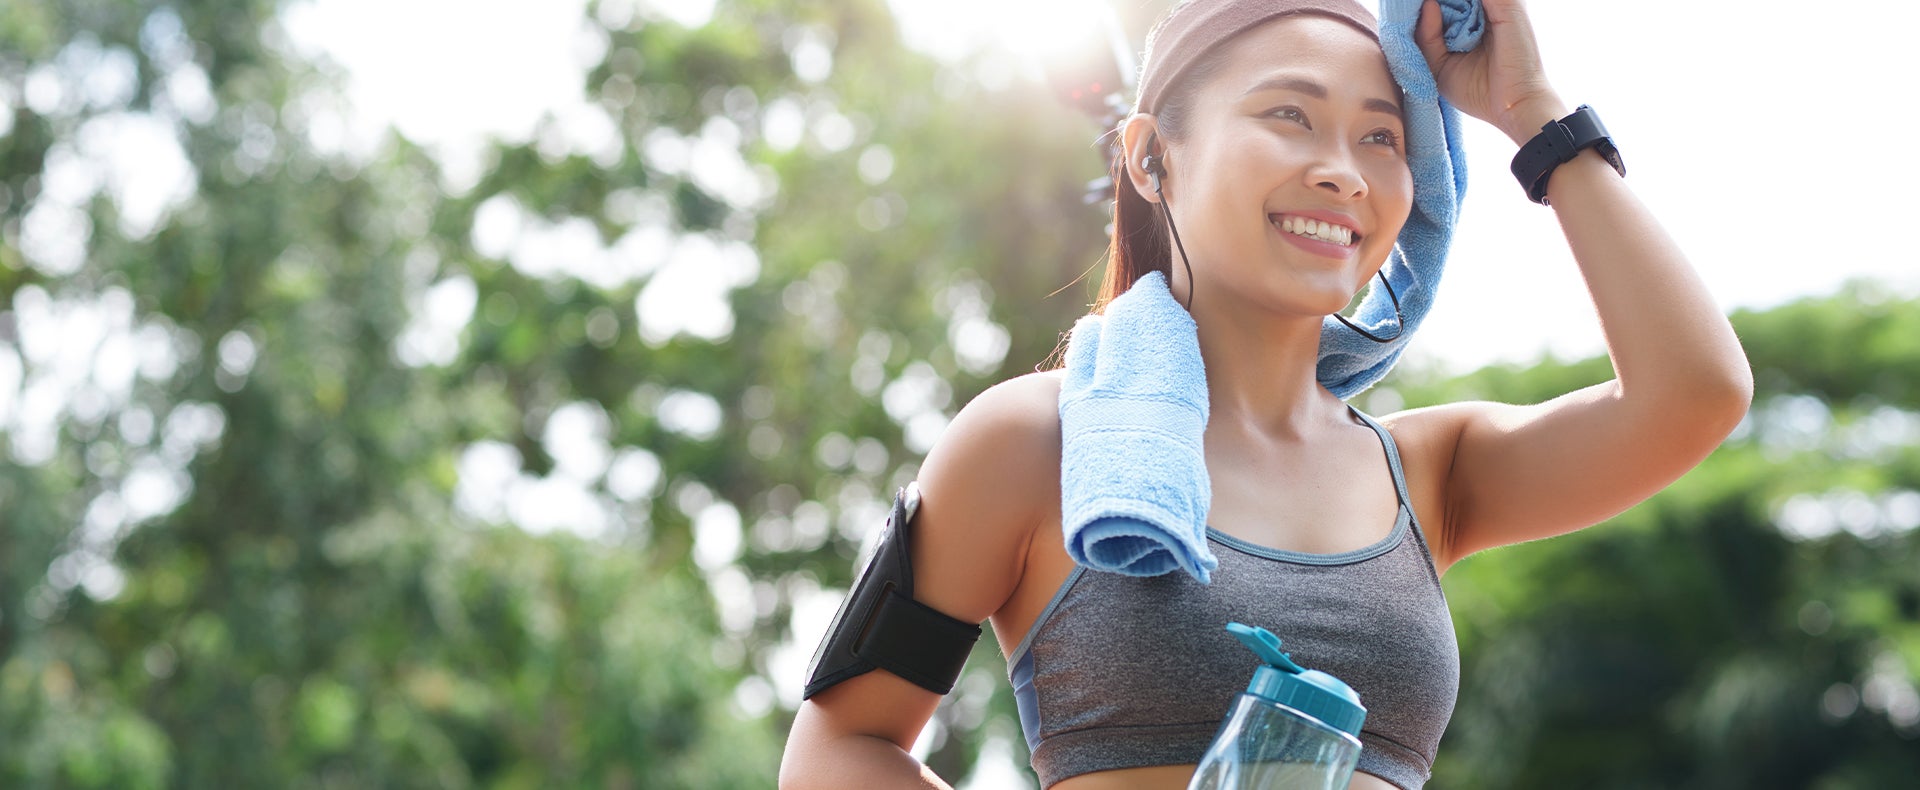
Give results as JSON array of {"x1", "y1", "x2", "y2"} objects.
[{"x1": 1307, "y1": 145, "x2": 1367, "y2": 201}]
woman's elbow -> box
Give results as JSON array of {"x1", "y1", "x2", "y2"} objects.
[
  {"x1": 779, "y1": 720, "x2": 823, "y2": 790},
  {"x1": 779, "y1": 744, "x2": 825, "y2": 790},
  {"x1": 1627, "y1": 352, "x2": 1752, "y2": 443},
  {"x1": 1708, "y1": 352, "x2": 1755, "y2": 431},
  {"x1": 1682, "y1": 352, "x2": 1754, "y2": 441}
]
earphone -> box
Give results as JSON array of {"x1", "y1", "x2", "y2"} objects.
[{"x1": 1138, "y1": 138, "x2": 1194, "y2": 310}]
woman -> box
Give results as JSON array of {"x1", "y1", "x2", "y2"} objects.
[{"x1": 780, "y1": 0, "x2": 1751, "y2": 787}]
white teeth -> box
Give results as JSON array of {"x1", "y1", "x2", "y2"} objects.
[{"x1": 1273, "y1": 215, "x2": 1354, "y2": 246}]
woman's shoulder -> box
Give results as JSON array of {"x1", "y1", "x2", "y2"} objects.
[
  {"x1": 1373, "y1": 400, "x2": 1488, "y2": 477},
  {"x1": 949, "y1": 368, "x2": 1065, "y2": 443},
  {"x1": 921, "y1": 369, "x2": 1064, "y2": 497},
  {"x1": 1373, "y1": 401, "x2": 1488, "y2": 574}
]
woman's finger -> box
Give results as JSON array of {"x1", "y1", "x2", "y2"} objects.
[
  {"x1": 1415, "y1": 0, "x2": 1447, "y2": 69},
  {"x1": 1479, "y1": 0, "x2": 1523, "y2": 26}
]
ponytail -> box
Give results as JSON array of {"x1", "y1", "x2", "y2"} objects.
[
  {"x1": 1036, "y1": 135, "x2": 1179, "y2": 373},
  {"x1": 1039, "y1": 54, "x2": 1226, "y2": 370},
  {"x1": 1092, "y1": 138, "x2": 1174, "y2": 316}
]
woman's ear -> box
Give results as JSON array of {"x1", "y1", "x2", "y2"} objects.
[{"x1": 1118, "y1": 114, "x2": 1164, "y2": 204}]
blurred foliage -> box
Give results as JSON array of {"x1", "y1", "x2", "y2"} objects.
[
  {"x1": 0, "y1": 0, "x2": 1916, "y2": 789},
  {"x1": 1386, "y1": 282, "x2": 1920, "y2": 789},
  {"x1": 1, "y1": 0, "x2": 1101, "y2": 785}
]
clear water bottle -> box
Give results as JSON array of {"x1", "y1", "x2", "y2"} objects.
[{"x1": 1188, "y1": 623, "x2": 1367, "y2": 790}]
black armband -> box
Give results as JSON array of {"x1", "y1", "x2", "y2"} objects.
[{"x1": 803, "y1": 483, "x2": 982, "y2": 699}]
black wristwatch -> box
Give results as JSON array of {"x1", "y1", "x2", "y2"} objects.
[{"x1": 1509, "y1": 105, "x2": 1625, "y2": 205}]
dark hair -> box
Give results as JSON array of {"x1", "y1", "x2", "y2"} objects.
[
  {"x1": 1092, "y1": 59, "x2": 1220, "y2": 316},
  {"x1": 1039, "y1": 56, "x2": 1228, "y2": 372}
]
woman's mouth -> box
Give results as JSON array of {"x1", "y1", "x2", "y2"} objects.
[{"x1": 1270, "y1": 213, "x2": 1358, "y2": 247}]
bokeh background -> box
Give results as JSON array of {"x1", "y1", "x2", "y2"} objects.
[{"x1": 3, "y1": 0, "x2": 1918, "y2": 787}]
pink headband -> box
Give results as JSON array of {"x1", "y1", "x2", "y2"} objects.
[{"x1": 1134, "y1": 0, "x2": 1380, "y2": 114}]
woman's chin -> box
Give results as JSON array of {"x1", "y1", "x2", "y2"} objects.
[{"x1": 1233, "y1": 290, "x2": 1361, "y2": 326}]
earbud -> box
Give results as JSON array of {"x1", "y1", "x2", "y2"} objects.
[
  {"x1": 1138, "y1": 138, "x2": 1195, "y2": 312},
  {"x1": 1139, "y1": 133, "x2": 1167, "y2": 194}
]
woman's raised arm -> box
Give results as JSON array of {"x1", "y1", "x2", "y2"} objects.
[{"x1": 1397, "y1": 0, "x2": 1752, "y2": 569}]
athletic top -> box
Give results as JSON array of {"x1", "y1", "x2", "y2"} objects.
[{"x1": 1006, "y1": 409, "x2": 1459, "y2": 789}]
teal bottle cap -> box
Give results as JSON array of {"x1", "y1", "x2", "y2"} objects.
[{"x1": 1226, "y1": 622, "x2": 1367, "y2": 737}]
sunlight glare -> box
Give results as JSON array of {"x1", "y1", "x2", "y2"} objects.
[
  {"x1": 991, "y1": 0, "x2": 1111, "y2": 62},
  {"x1": 890, "y1": 0, "x2": 1129, "y2": 85}
]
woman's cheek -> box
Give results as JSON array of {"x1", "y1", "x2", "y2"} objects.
[{"x1": 1371, "y1": 163, "x2": 1414, "y2": 225}]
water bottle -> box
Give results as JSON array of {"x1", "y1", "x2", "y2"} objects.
[{"x1": 1188, "y1": 623, "x2": 1367, "y2": 790}]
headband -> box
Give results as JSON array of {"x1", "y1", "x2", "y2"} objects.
[{"x1": 1134, "y1": 0, "x2": 1381, "y2": 115}]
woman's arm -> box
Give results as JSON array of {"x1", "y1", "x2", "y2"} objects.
[
  {"x1": 1399, "y1": 0, "x2": 1752, "y2": 569},
  {"x1": 780, "y1": 374, "x2": 1058, "y2": 788}
]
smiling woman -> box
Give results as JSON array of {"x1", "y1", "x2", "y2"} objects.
[{"x1": 782, "y1": 0, "x2": 1752, "y2": 788}]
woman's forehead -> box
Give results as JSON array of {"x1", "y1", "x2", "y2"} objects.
[{"x1": 1210, "y1": 14, "x2": 1396, "y2": 98}]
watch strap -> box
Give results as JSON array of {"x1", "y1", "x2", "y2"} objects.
[{"x1": 1509, "y1": 105, "x2": 1626, "y2": 205}]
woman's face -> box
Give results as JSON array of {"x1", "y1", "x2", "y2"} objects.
[{"x1": 1153, "y1": 14, "x2": 1413, "y2": 319}]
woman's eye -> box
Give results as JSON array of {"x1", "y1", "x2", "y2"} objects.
[
  {"x1": 1270, "y1": 107, "x2": 1309, "y2": 127},
  {"x1": 1365, "y1": 129, "x2": 1402, "y2": 149}
]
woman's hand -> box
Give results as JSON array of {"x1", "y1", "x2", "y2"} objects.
[{"x1": 1415, "y1": 0, "x2": 1567, "y2": 145}]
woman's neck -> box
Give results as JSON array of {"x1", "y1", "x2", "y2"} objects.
[{"x1": 1191, "y1": 302, "x2": 1344, "y2": 443}]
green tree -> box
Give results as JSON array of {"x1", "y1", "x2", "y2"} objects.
[
  {"x1": 1, "y1": 0, "x2": 1103, "y2": 786},
  {"x1": 1392, "y1": 283, "x2": 1920, "y2": 788}
]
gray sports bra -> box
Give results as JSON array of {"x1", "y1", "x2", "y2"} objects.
[{"x1": 1006, "y1": 409, "x2": 1459, "y2": 789}]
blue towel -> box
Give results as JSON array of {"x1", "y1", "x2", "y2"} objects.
[
  {"x1": 1059, "y1": 1, "x2": 1483, "y2": 582},
  {"x1": 1059, "y1": 272, "x2": 1217, "y2": 582},
  {"x1": 1318, "y1": 0, "x2": 1478, "y2": 398}
]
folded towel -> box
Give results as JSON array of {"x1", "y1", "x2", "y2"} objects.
[
  {"x1": 1318, "y1": 0, "x2": 1479, "y2": 398},
  {"x1": 1058, "y1": 1, "x2": 1484, "y2": 582},
  {"x1": 1059, "y1": 271, "x2": 1217, "y2": 582}
]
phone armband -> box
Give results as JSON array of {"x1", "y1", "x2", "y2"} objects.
[{"x1": 803, "y1": 483, "x2": 982, "y2": 699}]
